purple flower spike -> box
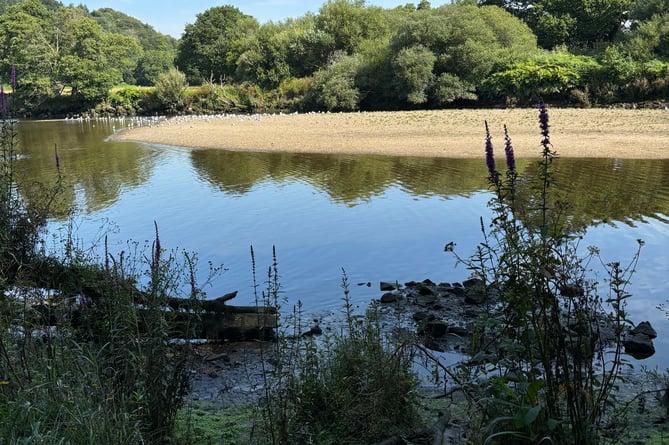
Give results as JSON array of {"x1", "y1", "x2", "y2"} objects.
[
  {"x1": 0, "y1": 85, "x2": 5, "y2": 117},
  {"x1": 54, "y1": 146, "x2": 61, "y2": 173},
  {"x1": 538, "y1": 102, "x2": 550, "y2": 145},
  {"x1": 484, "y1": 121, "x2": 499, "y2": 184},
  {"x1": 504, "y1": 125, "x2": 515, "y2": 172},
  {"x1": 10, "y1": 66, "x2": 16, "y2": 91}
]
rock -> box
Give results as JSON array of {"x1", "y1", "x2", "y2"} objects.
[
  {"x1": 380, "y1": 281, "x2": 400, "y2": 291},
  {"x1": 419, "y1": 321, "x2": 449, "y2": 338},
  {"x1": 413, "y1": 311, "x2": 436, "y2": 323},
  {"x1": 462, "y1": 278, "x2": 483, "y2": 289},
  {"x1": 624, "y1": 322, "x2": 657, "y2": 359},
  {"x1": 380, "y1": 292, "x2": 399, "y2": 303},
  {"x1": 302, "y1": 325, "x2": 323, "y2": 337},
  {"x1": 417, "y1": 284, "x2": 437, "y2": 296},
  {"x1": 450, "y1": 285, "x2": 466, "y2": 297},
  {"x1": 415, "y1": 294, "x2": 438, "y2": 307},
  {"x1": 464, "y1": 286, "x2": 487, "y2": 304},
  {"x1": 630, "y1": 321, "x2": 657, "y2": 339},
  {"x1": 448, "y1": 326, "x2": 470, "y2": 337}
]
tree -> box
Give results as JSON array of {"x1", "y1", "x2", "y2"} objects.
[
  {"x1": 480, "y1": 0, "x2": 631, "y2": 49},
  {"x1": 624, "y1": 15, "x2": 669, "y2": 60},
  {"x1": 389, "y1": 5, "x2": 537, "y2": 104},
  {"x1": 315, "y1": 0, "x2": 389, "y2": 55},
  {"x1": 90, "y1": 7, "x2": 177, "y2": 85},
  {"x1": 175, "y1": 6, "x2": 258, "y2": 84},
  {"x1": 309, "y1": 51, "x2": 362, "y2": 111},
  {"x1": 392, "y1": 45, "x2": 436, "y2": 104},
  {"x1": 286, "y1": 14, "x2": 336, "y2": 78},
  {"x1": 236, "y1": 22, "x2": 292, "y2": 89}
]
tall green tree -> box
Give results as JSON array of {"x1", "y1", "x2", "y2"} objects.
[
  {"x1": 392, "y1": 45, "x2": 436, "y2": 104},
  {"x1": 315, "y1": 0, "x2": 390, "y2": 55},
  {"x1": 389, "y1": 4, "x2": 537, "y2": 104},
  {"x1": 236, "y1": 22, "x2": 292, "y2": 89},
  {"x1": 90, "y1": 7, "x2": 177, "y2": 85},
  {"x1": 0, "y1": 1, "x2": 141, "y2": 112},
  {"x1": 175, "y1": 5, "x2": 258, "y2": 84},
  {"x1": 309, "y1": 51, "x2": 362, "y2": 111},
  {"x1": 481, "y1": 0, "x2": 631, "y2": 48}
]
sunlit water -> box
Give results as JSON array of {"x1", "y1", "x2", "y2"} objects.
[{"x1": 14, "y1": 118, "x2": 669, "y2": 370}]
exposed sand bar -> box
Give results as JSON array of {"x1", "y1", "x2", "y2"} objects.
[{"x1": 112, "y1": 108, "x2": 669, "y2": 159}]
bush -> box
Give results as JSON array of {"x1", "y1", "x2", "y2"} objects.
[{"x1": 154, "y1": 68, "x2": 188, "y2": 113}]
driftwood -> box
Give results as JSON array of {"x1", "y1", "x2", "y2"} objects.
[
  {"x1": 24, "y1": 290, "x2": 278, "y2": 342},
  {"x1": 156, "y1": 292, "x2": 278, "y2": 341}
]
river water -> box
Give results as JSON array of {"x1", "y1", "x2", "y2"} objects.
[{"x1": 15, "y1": 117, "x2": 669, "y2": 370}]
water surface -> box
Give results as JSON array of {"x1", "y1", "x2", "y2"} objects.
[{"x1": 16, "y1": 118, "x2": 669, "y2": 369}]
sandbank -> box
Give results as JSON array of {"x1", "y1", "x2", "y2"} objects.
[{"x1": 112, "y1": 109, "x2": 669, "y2": 159}]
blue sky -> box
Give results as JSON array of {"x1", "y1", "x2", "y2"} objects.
[{"x1": 76, "y1": 1, "x2": 450, "y2": 38}]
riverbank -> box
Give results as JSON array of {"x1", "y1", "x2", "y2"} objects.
[{"x1": 112, "y1": 108, "x2": 669, "y2": 159}]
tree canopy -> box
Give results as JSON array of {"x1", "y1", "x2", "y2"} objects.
[{"x1": 0, "y1": 0, "x2": 667, "y2": 116}]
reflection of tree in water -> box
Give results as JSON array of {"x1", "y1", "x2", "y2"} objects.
[
  {"x1": 16, "y1": 120, "x2": 157, "y2": 217},
  {"x1": 192, "y1": 148, "x2": 669, "y2": 228},
  {"x1": 514, "y1": 158, "x2": 669, "y2": 231},
  {"x1": 190, "y1": 150, "x2": 493, "y2": 205}
]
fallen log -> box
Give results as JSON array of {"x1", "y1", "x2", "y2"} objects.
[{"x1": 21, "y1": 290, "x2": 278, "y2": 342}]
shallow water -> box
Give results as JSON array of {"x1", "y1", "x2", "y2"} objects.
[{"x1": 14, "y1": 117, "x2": 669, "y2": 370}]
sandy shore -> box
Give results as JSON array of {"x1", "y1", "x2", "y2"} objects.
[{"x1": 113, "y1": 108, "x2": 669, "y2": 159}]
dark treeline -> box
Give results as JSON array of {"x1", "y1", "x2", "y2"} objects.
[{"x1": 0, "y1": 0, "x2": 667, "y2": 116}]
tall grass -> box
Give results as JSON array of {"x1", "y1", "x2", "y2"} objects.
[{"x1": 0, "y1": 71, "x2": 222, "y2": 444}]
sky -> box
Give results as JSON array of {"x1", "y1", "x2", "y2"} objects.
[{"x1": 75, "y1": 0, "x2": 450, "y2": 38}]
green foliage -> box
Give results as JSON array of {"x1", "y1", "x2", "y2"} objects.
[
  {"x1": 259, "y1": 266, "x2": 421, "y2": 444},
  {"x1": 624, "y1": 12, "x2": 669, "y2": 60},
  {"x1": 482, "y1": 0, "x2": 632, "y2": 49},
  {"x1": 448, "y1": 105, "x2": 643, "y2": 444},
  {"x1": 309, "y1": 51, "x2": 362, "y2": 111},
  {"x1": 236, "y1": 22, "x2": 293, "y2": 89},
  {"x1": 392, "y1": 45, "x2": 436, "y2": 104},
  {"x1": 90, "y1": 7, "x2": 177, "y2": 85},
  {"x1": 482, "y1": 51, "x2": 600, "y2": 103},
  {"x1": 176, "y1": 5, "x2": 259, "y2": 84},
  {"x1": 315, "y1": 0, "x2": 390, "y2": 55},
  {"x1": 154, "y1": 68, "x2": 187, "y2": 113},
  {"x1": 0, "y1": 0, "x2": 143, "y2": 114}
]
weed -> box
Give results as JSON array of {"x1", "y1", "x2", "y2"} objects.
[{"x1": 447, "y1": 103, "x2": 644, "y2": 444}]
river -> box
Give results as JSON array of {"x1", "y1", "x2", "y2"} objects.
[{"x1": 14, "y1": 117, "x2": 669, "y2": 370}]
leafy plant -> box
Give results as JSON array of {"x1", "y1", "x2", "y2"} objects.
[
  {"x1": 256, "y1": 256, "x2": 421, "y2": 444},
  {"x1": 448, "y1": 103, "x2": 643, "y2": 444}
]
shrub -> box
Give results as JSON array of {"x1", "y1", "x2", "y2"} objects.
[{"x1": 154, "y1": 68, "x2": 188, "y2": 113}]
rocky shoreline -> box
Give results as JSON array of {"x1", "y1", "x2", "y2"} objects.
[{"x1": 188, "y1": 277, "x2": 659, "y2": 408}]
